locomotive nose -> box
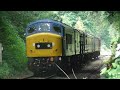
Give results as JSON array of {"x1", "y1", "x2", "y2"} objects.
[{"x1": 26, "y1": 33, "x2": 62, "y2": 57}]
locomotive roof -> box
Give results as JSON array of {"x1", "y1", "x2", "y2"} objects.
[
  {"x1": 28, "y1": 19, "x2": 75, "y2": 29},
  {"x1": 27, "y1": 19, "x2": 100, "y2": 40},
  {"x1": 28, "y1": 19, "x2": 63, "y2": 26},
  {"x1": 28, "y1": 19, "x2": 84, "y2": 32}
]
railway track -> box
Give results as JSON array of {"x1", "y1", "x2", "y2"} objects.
[
  {"x1": 21, "y1": 55, "x2": 110, "y2": 79},
  {"x1": 23, "y1": 74, "x2": 57, "y2": 79},
  {"x1": 71, "y1": 55, "x2": 111, "y2": 79},
  {"x1": 44, "y1": 74, "x2": 57, "y2": 79}
]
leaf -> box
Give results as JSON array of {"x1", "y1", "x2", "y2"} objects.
[
  {"x1": 112, "y1": 63, "x2": 117, "y2": 68},
  {"x1": 100, "y1": 67, "x2": 107, "y2": 75}
]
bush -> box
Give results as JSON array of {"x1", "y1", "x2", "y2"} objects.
[
  {"x1": 0, "y1": 61, "x2": 13, "y2": 79},
  {"x1": 100, "y1": 57, "x2": 120, "y2": 79},
  {"x1": 0, "y1": 13, "x2": 28, "y2": 78}
]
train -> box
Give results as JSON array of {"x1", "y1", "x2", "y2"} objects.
[{"x1": 25, "y1": 19, "x2": 101, "y2": 76}]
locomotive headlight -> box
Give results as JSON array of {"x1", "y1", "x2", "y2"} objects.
[
  {"x1": 37, "y1": 44, "x2": 40, "y2": 48},
  {"x1": 52, "y1": 42, "x2": 55, "y2": 46},
  {"x1": 47, "y1": 44, "x2": 51, "y2": 47},
  {"x1": 59, "y1": 57, "x2": 61, "y2": 61}
]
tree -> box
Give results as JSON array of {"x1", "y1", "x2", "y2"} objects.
[{"x1": 0, "y1": 11, "x2": 56, "y2": 78}]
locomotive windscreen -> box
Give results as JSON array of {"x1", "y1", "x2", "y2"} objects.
[
  {"x1": 27, "y1": 23, "x2": 51, "y2": 34},
  {"x1": 26, "y1": 22, "x2": 62, "y2": 36}
]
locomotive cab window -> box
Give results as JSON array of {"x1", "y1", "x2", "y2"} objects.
[
  {"x1": 27, "y1": 23, "x2": 51, "y2": 35},
  {"x1": 52, "y1": 24, "x2": 61, "y2": 34},
  {"x1": 28, "y1": 25, "x2": 37, "y2": 34}
]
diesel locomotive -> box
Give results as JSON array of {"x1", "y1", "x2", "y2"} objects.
[{"x1": 25, "y1": 19, "x2": 101, "y2": 75}]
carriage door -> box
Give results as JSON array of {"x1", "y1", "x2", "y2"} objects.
[
  {"x1": 80, "y1": 32, "x2": 85, "y2": 54},
  {"x1": 64, "y1": 27, "x2": 75, "y2": 56},
  {"x1": 75, "y1": 30, "x2": 80, "y2": 55}
]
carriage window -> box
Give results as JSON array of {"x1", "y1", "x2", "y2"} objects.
[
  {"x1": 86, "y1": 38, "x2": 87, "y2": 44},
  {"x1": 66, "y1": 34, "x2": 72, "y2": 44}
]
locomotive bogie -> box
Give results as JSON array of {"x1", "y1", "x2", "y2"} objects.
[{"x1": 28, "y1": 57, "x2": 62, "y2": 75}]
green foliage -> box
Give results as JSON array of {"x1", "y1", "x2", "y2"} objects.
[
  {"x1": 0, "y1": 11, "x2": 56, "y2": 78},
  {"x1": 101, "y1": 58, "x2": 120, "y2": 79},
  {"x1": 54, "y1": 11, "x2": 114, "y2": 49},
  {"x1": 100, "y1": 67, "x2": 107, "y2": 75},
  {"x1": 0, "y1": 15, "x2": 27, "y2": 72},
  {"x1": 0, "y1": 61, "x2": 13, "y2": 79},
  {"x1": 117, "y1": 37, "x2": 120, "y2": 43}
]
